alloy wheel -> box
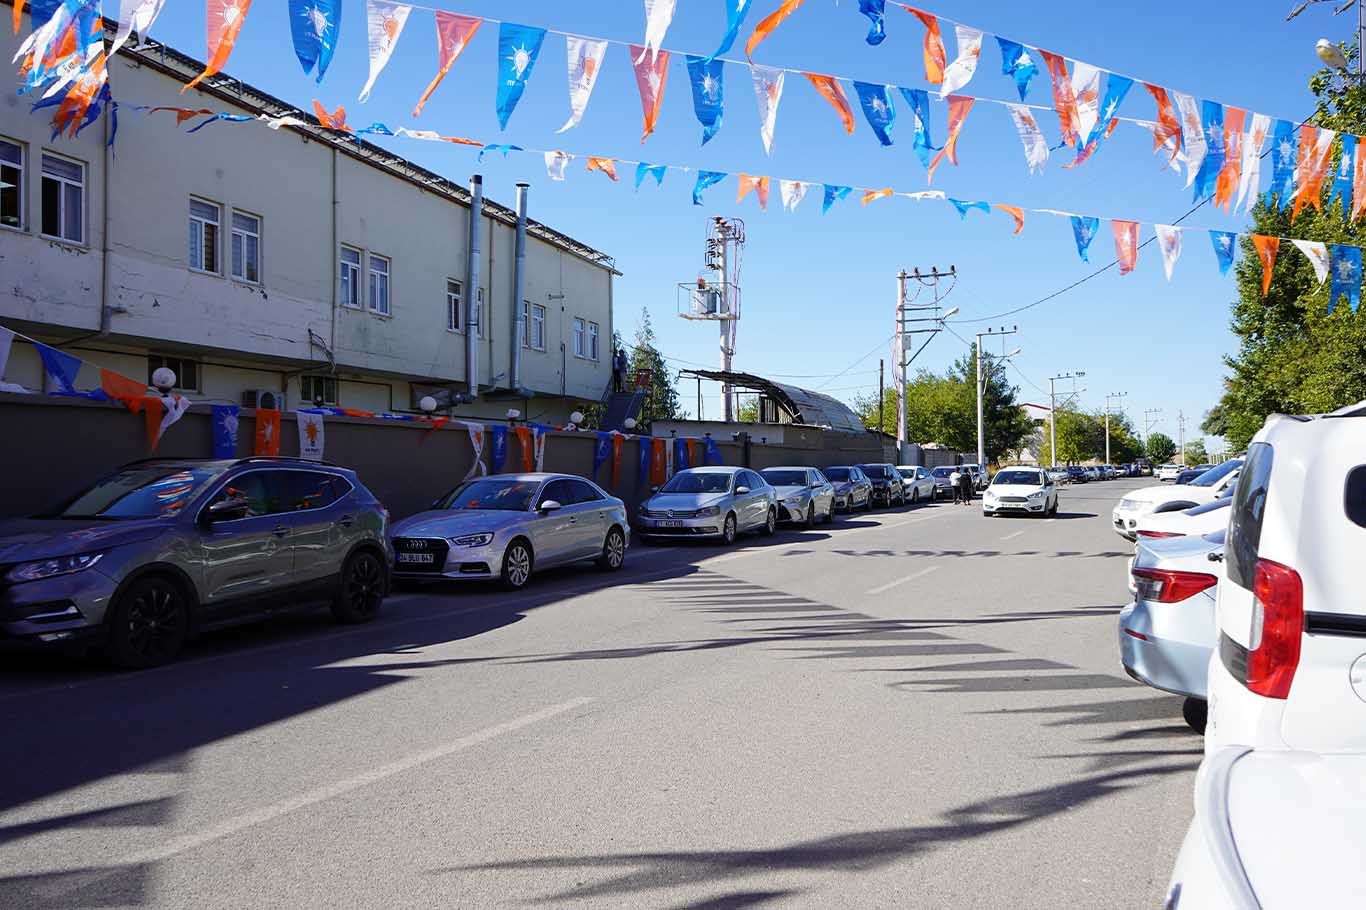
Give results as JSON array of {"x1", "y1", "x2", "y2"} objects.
[
  {"x1": 505, "y1": 543, "x2": 532, "y2": 588},
  {"x1": 124, "y1": 582, "x2": 187, "y2": 664},
  {"x1": 603, "y1": 529, "x2": 625, "y2": 569},
  {"x1": 345, "y1": 553, "x2": 384, "y2": 619}
]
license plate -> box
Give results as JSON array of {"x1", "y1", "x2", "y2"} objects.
[
  {"x1": 657, "y1": 520, "x2": 685, "y2": 528},
  {"x1": 397, "y1": 553, "x2": 435, "y2": 564}
]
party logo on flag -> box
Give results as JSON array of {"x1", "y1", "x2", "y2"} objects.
[{"x1": 495, "y1": 22, "x2": 546, "y2": 129}]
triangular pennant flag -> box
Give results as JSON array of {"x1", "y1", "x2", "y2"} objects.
[
  {"x1": 997, "y1": 38, "x2": 1037, "y2": 101},
  {"x1": 1354, "y1": 136, "x2": 1366, "y2": 222},
  {"x1": 358, "y1": 0, "x2": 411, "y2": 102},
  {"x1": 111, "y1": 0, "x2": 168, "y2": 59},
  {"x1": 1171, "y1": 91, "x2": 1206, "y2": 190},
  {"x1": 692, "y1": 170, "x2": 727, "y2": 205},
  {"x1": 1215, "y1": 106, "x2": 1246, "y2": 211},
  {"x1": 495, "y1": 22, "x2": 546, "y2": 129},
  {"x1": 288, "y1": 0, "x2": 341, "y2": 84},
  {"x1": 859, "y1": 0, "x2": 886, "y2": 45},
  {"x1": 905, "y1": 7, "x2": 946, "y2": 85},
  {"x1": 948, "y1": 197, "x2": 990, "y2": 218},
  {"x1": 212, "y1": 404, "x2": 240, "y2": 457},
  {"x1": 36, "y1": 341, "x2": 81, "y2": 393},
  {"x1": 745, "y1": 0, "x2": 805, "y2": 60},
  {"x1": 628, "y1": 44, "x2": 670, "y2": 143},
  {"x1": 1068, "y1": 73, "x2": 1131, "y2": 168},
  {"x1": 1236, "y1": 113, "x2": 1270, "y2": 214},
  {"x1": 414, "y1": 12, "x2": 480, "y2": 116},
  {"x1": 1209, "y1": 230, "x2": 1237, "y2": 275},
  {"x1": 1292, "y1": 125, "x2": 1338, "y2": 220},
  {"x1": 1329, "y1": 243, "x2": 1362, "y2": 313},
  {"x1": 1266, "y1": 119, "x2": 1299, "y2": 210},
  {"x1": 1192, "y1": 101, "x2": 1226, "y2": 201},
  {"x1": 898, "y1": 87, "x2": 936, "y2": 170},
  {"x1": 1292, "y1": 238, "x2": 1330, "y2": 286},
  {"x1": 254, "y1": 407, "x2": 281, "y2": 456},
  {"x1": 143, "y1": 396, "x2": 165, "y2": 452},
  {"x1": 1154, "y1": 224, "x2": 1182, "y2": 281},
  {"x1": 634, "y1": 162, "x2": 667, "y2": 189},
  {"x1": 822, "y1": 184, "x2": 852, "y2": 213},
  {"x1": 1070, "y1": 62, "x2": 1102, "y2": 143},
  {"x1": 1005, "y1": 103, "x2": 1047, "y2": 174},
  {"x1": 750, "y1": 64, "x2": 784, "y2": 155},
  {"x1": 779, "y1": 179, "x2": 809, "y2": 211},
  {"x1": 312, "y1": 99, "x2": 350, "y2": 131},
  {"x1": 1068, "y1": 216, "x2": 1098, "y2": 261},
  {"x1": 557, "y1": 35, "x2": 607, "y2": 133},
  {"x1": 685, "y1": 54, "x2": 724, "y2": 144},
  {"x1": 853, "y1": 81, "x2": 895, "y2": 146},
  {"x1": 184, "y1": 0, "x2": 255, "y2": 93},
  {"x1": 1112, "y1": 220, "x2": 1140, "y2": 275},
  {"x1": 1332, "y1": 133, "x2": 1356, "y2": 215},
  {"x1": 927, "y1": 94, "x2": 973, "y2": 183},
  {"x1": 804, "y1": 73, "x2": 855, "y2": 136},
  {"x1": 1251, "y1": 235, "x2": 1279, "y2": 296},
  {"x1": 994, "y1": 204, "x2": 1025, "y2": 235},
  {"x1": 940, "y1": 24, "x2": 983, "y2": 96},
  {"x1": 1143, "y1": 83, "x2": 1183, "y2": 165},
  {"x1": 101, "y1": 368, "x2": 149, "y2": 411},
  {"x1": 862, "y1": 188, "x2": 894, "y2": 205},
  {"x1": 737, "y1": 174, "x2": 770, "y2": 209},
  {"x1": 709, "y1": 0, "x2": 752, "y2": 59},
  {"x1": 586, "y1": 157, "x2": 619, "y2": 182},
  {"x1": 636, "y1": 0, "x2": 677, "y2": 65},
  {"x1": 1038, "y1": 50, "x2": 1079, "y2": 147}
]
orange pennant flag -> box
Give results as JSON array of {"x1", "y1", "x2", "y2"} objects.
[
  {"x1": 862, "y1": 188, "x2": 894, "y2": 205},
  {"x1": 1039, "y1": 50, "x2": 1079, "y2": 148},
  {"x1": 928, "y1": 94, "x2": 974, "y2": 183},
  {"x1": 611, "y1": 433, "x2": 624, "y2": 488},
  {"x1": 150, "y1": 106, "x2": 215, "y2": 125},
  {"x1": 254, "y1": 407, "x2": 281, "y2": 456},
  {"x1": 586, "y1": 157, "x2": 619, "y2": 181},
  {"x1": 1143, "y1": 84, "x2": 1182, "y2": 161},
  {"x1": 1292, "y1": 125, "x2": 1338, "y2": 220},
  {"x1": 1251, "y1": 235, "x2": 1280, "y2": 296},
  {"x1": 1215, "y1": 106, "x2": 1246, "y2": 211},
  {"x1": 312, "y1": 100, "x2": 351, "y2": 132},
  {"x1": 628, "y1": 44, "x2": 670, "y2": 143},
  {"x1": 737, "y1": 174, "x2": 771, "y2": 209},
  {"x1": 994, "y1": 204, "x2": 1025, "y2": 235},
  {"x1": 100, "y1": 369, "x2": 150, "y2": 412},
  {"x1": 514, "y1": 426, "x2": 534, "y2": 471},
  {"x1": 746, "y1": 0, "x2": 807, "y2": 60},
  {"x1": 441, "y1": 135, "x2": 484, "y2": 147},
  {"x1": 184, "y1": 0, "x2": 254, "y2": 93},
  {"x1": 13, "y1": 0, "x2": 26, "y2": 35},
  {"x1": 650, "y1": 438, "x2": 668, "y2": 486},
  {"x1": 413, "y1": 12, "x2": 482, "y2": 116},
  {"x1": 803, "y1": 72, "x2": 856, "y2": 136},
  {"x1": 143, "y1": 397, "x2": 165, "y2": 452},
  {"x1": 1112, "y1": 220, "x2": 1140, "y2": 276},
  {"x1": 901, "y1": 6, "x2": 946, "y2": 85},
  {"x1": 1354, "y1": 142, "x2": 1366, "y2": 222}
]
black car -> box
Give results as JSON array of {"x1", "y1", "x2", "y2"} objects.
[
  {"x1": 857, "y1": 464, "x2": 906, "y2": 508},
  {"x1": 1066, "y1": 465, "x2": 1088, "y2": 484}
]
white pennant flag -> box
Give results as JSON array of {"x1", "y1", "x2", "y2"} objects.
[
  {"x1": 463, "y1": 421, "x2": 487, "y2": 479},
  {"x1": 358, "y1": 0, "x2": 413, "y2": 103},
  {"x1": 1005, "y1": 103, "x2": 1048, "y2": 174},
  {"x1": 557, "y1": 36, "x2": 609, "y2": 133},
  {"x1": 1236, "y1": 112, "x2": 1271, "y2": 214},
  {"x1": 544, "y1": 150, "x2": 572, "y2": 181},
  {"x1": 902, "y1": 190, "x2": 947, "y2": 201},
  {"x1": 779, "y1": 179, "x2": 809, "y2": 212},
  {"x1": 298, "y1": 411, "x2": 326, "y2": 461},
  {"x1": 1171, "y1": 91, "x2": 1206, "y2": 189},
  {"x1": 1154, "y1": 224, "x2": 1183, "y2": 281},
  {"x1": 1070, "y1": 62, "x2": 1103, "y2": 142},
  {"x1": 396, "y1": 127, "x2": 441, "y2": 141},
  {"x1": 1292, "y1": 239, "x2": 1330, "y2": 286},
  {"x1": 259, "y1": 113, "x2": 307, "y2": 130},
  {"x1": 109, "y1": 0, "x2": 168, "y2": 59},
  {"x1": 635, "y1": 0, "x2": 677, "y2": 64},
  {"x1": 0, "y1": 326, "x2": 14, "y2": 382},
  {"x1": 939, "y1": 25, "x2": 983, "y2": 96},
  {"x1": 751, "y1": 64, "x2": 785, "y2": 156},
  {"x1": 159, "y1": 393, "x2": 191, "y2": 437}
]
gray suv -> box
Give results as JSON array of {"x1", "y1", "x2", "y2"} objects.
[{"x1": 0, "y1": 457, "x2": 393, "y2": 668}]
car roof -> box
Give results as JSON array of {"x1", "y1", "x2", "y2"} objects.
[
  {"x1": 680, "y1": 466, "x2": 741, "y2": 474},
  {"x1": 763, "y1": 465, "x2": 817, "y2": 472},
  {"x1": 481, "y1": 472, "x2": 563, "y2": 482}
]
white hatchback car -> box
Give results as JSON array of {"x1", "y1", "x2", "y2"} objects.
[
  {"x1": 1157, "y1": 463, "x2": 1184, "y2": 481},
  {"x1": 1112, "y1": 461, "x2": 1242, "y2": 541},
  {"x1": 982, "y1": 467, "x2": 1058, "y2": 517},
  {"x1": 895, "y1": 465, "x2": 937, "y2": 504}
]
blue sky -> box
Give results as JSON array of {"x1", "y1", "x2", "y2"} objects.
[{"x1": 135, "y1": 1, "x2": 1342, "y2": 448}]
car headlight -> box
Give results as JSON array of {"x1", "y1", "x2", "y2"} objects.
[
  {"x1": 450, "y1": 533, "x2": 494, "y2": 548},
  {"x1": 638, "y1": 502, "x2": 652, "y2": 515},
  {"x1": 784, "y1": 496, "x2": 804, "y2": 507},
  {"x1": 1028, "y1": 490, "x2": 1044, "y2": 499},
  {"x1": 696, "y1": 506, "x2": 722, "y2": 517},
  {"x1": 836, "y1": 483, "x2": 851, "y2": 493},
  {"x1": 6, "y1": 552, "x2": 104, "y2": 584}
]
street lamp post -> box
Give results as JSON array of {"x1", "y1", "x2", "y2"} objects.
[{"x1": 1047, "y1": 371, "x2": 1086, "y2": 468}]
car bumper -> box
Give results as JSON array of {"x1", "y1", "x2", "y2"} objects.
[
  {"x1": 638, "y1": 516, "x2": 725, "y2": 538},
  {"x1": 394, "y1": 538, "x2": 506, "y2": 581},
  {"x1": 869, "y1": 487, "x2": 896, "y2": 503},
  {"x1": 1112, "y1": 508, "x2": 1141, "y2": 539},
  {"x1": 983, "y1": 499, "x2": 1046, "y2": 515},
  {"x1": 0, "y1": 567, "x2": 119, "y2": 649},
  {"x1": 1118, "y1": 600, "x2": 1215, "y2": 699},
  {"x1": 777, "y1": 500, "x2": 810, "y2": 522}
]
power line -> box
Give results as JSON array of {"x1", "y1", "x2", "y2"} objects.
[{"x1": 815, "y1": 334, "x2": 895, "y2": 390}]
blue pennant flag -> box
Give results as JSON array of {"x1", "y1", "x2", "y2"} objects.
[
  {"x1": 1210, "y1": 230, "x2": 1237, "y2": 275},
  {"x1": 853, "y1": 81, "x2": 896, "y2": 146},
  {"x1": 948, "y1": 198, "x2": 991, "y2": 219},
  {"x1": 1070, "y1": 216, "x2": 1100, "y2": 262},
  {"x1": 996, "y1": 38, "x2": 1038, "y2": 101},
  {"x1": 635, "y1": 162, "x2": 667, "y2": 189},
  {"x1": 685, "y1": 55, "x2": 725, "y2": 145},
  {"x1": 704, "y1": 437, "x2": 724, "y2": 465},
  {"x1": 185, "y1": 113, "x2": 253, "y2": 133},
  {"x1": 212, "y1": 405, "x2": 240, "y2": 458},
  {"x1": 1329, "y1": 244, "x2": 1362, "y2": 313},
  {"x1": 490, "y1": 426, "x2": 509, "y2": 472},
  {"x1": 709, "y1": 0, "x2": 753, "y2": 60},
  {"x1": 35, "y1": 342, "x2": 81, "y2": 394},
  {"x1": 354, "y1": 122, "x2": 395, "y2": 137},
  {"x1": 1075, "y1": 74, "x2": 1133, "y2": 164},
  {"x1": 638, "y1": 438, "x2": 651, "y2": 488},
  {"x1": 1266, "y1": 119, "x2": 1298, "y2": 210},
  {"x1": 288, "y1": 0, "x2": 342, "y2": 84},
  {"x1": 693, "y1": 170, "x2": 728, "y2": 205},
  {"x1": 592, "y1": 432, "x2": 612, "y2": 477},
  {"x1": 477, "y1": 143, "x2": 523, "y2": 162},
  {"x1": 1192, "y1": 101, "x2": 1225, "y2": 202},
  {"x1": 822, "y1": 184, "x2": 853, "y2": 214},
  {"x1": 673, "y1": 437, "x2": 690, "y2": 472},
  {"x1": 858, "y1": 0, "x2": 887, "y2": 45},
  {"x1": 496, "y1": 23, "x2": 547, "y2": 130},
  {"x1": 1332, "y1": 134, "x2": 1356, "y2": 215},
  {"x1": 897, "y1": 88, "x2": 936, "y2": 169}
]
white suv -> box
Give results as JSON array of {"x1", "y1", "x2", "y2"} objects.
[{"x1": 1206, "y1": 404, "x2": 1366, "y2": 755}]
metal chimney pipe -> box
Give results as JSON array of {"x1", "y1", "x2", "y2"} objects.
[
  {"x1": 510, "y1": 182, "x2": 529, "y2": 393},
  {"x1": 465, "y1": 175, "x2": 483, "y2": 402}
]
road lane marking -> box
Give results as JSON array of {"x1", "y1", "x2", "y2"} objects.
[
  {"x1": 865, "y1": 565, "x2": 940, "y2": 596},
  {"x1": 1000, "y1": 530, "x2": 1027, "y2": 541}
]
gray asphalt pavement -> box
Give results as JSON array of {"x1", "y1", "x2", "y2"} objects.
[{"x1": 0, "y1": 477, "x2": 1197, "y2": 909}]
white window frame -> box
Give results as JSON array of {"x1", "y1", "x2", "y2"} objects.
[
  {"x1": 230, "y1": 209, "x2": 261, "y2": 284},
  {"x1": 40, "y1": 152, "x2": 84, "y2": 245},
  {"x1": 0, "y1": 137, "x2": 24, "y2": 233},
  {"x1": 339, "y1": 245, "x2": 362, "y2": 309},
  {"x1": 368, "y1": 253, "x2": 390, "y2": 316},
  {"x1": 446, "y1": 279, "x2": 462, "y2": 333},
  {"x1": 588, "y1": 321, "x2": 600, "y2": 361},
  {"x1": 188, "y1": 197, "x2": 221, "y2": 275},
  {"x1": 573, "y1": 318, "x2": 586, "y2": 358},
  {"x1": 523, "y1": 301, "x2": 546, "y2": 351},
  {"x1": 301, "y1": 374, "x2": 338, "y2": 406}
]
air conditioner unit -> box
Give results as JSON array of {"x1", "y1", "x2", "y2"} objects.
[{"x1": 241, "y1": 389, "x2": 282, "y2": 411}]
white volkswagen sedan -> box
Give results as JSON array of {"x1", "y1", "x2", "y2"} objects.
[
  {"x1": 982, "y1": 467, "x2": 1058, "y2": 518},
  {"x1": 637, "y1": 467, "x2": 778, "y2": 545}
]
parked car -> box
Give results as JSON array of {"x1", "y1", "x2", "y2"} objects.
[
  {"x1": 982, "y1": 467, "x2": 1059, "y2": 518},
  {"x1": 1081, "y1": 466, "x2": 1098, "y2": 482},
  {"x1": 1174, "y1": 464, "x2": 1214, "y2": 485},
  {"x1": 824, "y1": 466, "x2": 873, "y2": 512},
  {"x1": 0, "y1": 457, "x2": 392, "y2": 668},
  {"x1": 1112, "y1": 460, "x2": 1243, "y2": 541},
  {"x1": 960, "y1": 463, "x2": 989, "y2": 490},
  {"x1": 1066, "y1": 465, "x2": 1088, "y2": 484},
  {"x1": 857, "y1": 463, "x2": 905, "y2": 508},
  {"x1": 392, "y1": 473, "x2": 628, "y2": 591},
  {"x1": 1132, "y1": 492, "x2": 1233, "y2": 541},
  {"x1": 896, "y1": 465, "x2": 937, "y2": 504},
  {"x1": 1120, "y1": 530, "x2": 1224, "y2": 733},
  {"x1": 637, "y1": 467, "x2": 777, "y2": 545},
  {"x1": 1156, "y1": 463, "x2": 1184, "y2": 481},
  {"x1": 928, "y1": 466, "x2": 957, "y2": 499},
  {"x1": 1136, "y1": 461, "x2": 1154, "y2": 477},
  {"x1": 760, "y1": 467, "x2": 836, "y2": 527}
]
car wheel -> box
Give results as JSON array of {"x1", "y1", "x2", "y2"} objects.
[
  {"x1": 761, "y1": 507, "x2": 778, "y2": 537},
  {"x1": 721, "y1": 513, "x2": 738, "y2": 545},
  {"x1": 500, "y1": 538, "x2": 534, "y2": 591},
  {"x1": 332, "y1": 550, "x2": 386, "y2": 624},
  {"x1": 597, "y1": 526, "x2": 626, "y2": 571},
  {"x1": 105, "y1": 575, "x2": 190, "y2": 669},
  {"x1": 910, "y1": 488, "x2": 919, "y2": 505},
  {"x1": 1182, "y1": 697, "x2": 1208, "y2": 735},
  {"x1": 862, "y1": 495, "x2": 873, "y2": 513},
  {"x1": 805, "y1": 503, "x2": 816, "y2": 529},
  {"x1": 824, "y1": 500, "x2": 836, "y2": 523}
]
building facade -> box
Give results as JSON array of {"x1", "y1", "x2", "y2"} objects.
[{"x1": 0, "y1": 20, "x2": 616, "y2": 424}]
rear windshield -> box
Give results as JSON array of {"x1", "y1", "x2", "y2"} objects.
[
  {"x1": 824, "y1": 468, "x2": 851, "y2": 481},
  {"x1": 762, "y1": 470, "x2": 808, "y2": 487},
  {"x1": 1226, "y1": 444, "x2": 1273, "y2": 590},
  {"x1": 436, "y1": 479, "x2": 539, "y2": 511}
]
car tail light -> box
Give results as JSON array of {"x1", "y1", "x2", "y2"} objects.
[
  {"x1": 1131, "y1": 567, "x2": 1218, "y2": 603},
  {"x1": 1245, "y1": 558, "x2": 1304, "y2": 699},
  {"x1": 1137, "y1": 530, "x2": 1183, "y2": 539}
]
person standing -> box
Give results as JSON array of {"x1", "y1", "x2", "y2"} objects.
[
  {"x1": 613, "y1": 347, "x2": 629, "y2": 392},
  {"x1": 959, "y1": 467, "x2": 975, "y2": 505},
  {"x1": 950, "y1": 468, "x2": 963, "y2": 505}
]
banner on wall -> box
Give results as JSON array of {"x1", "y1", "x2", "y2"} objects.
[
  {"x1": 254, "y1": 407, "x2": 281, "y2": 456},
  {"x1": 298, "y1": 410, "x2": 325, "y2": 460},
  {"x1": 212, "y1": 404, "x2": 240, "y2": 457}
]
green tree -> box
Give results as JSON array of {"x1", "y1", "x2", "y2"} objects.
[
  {"x1": 1201, "y1": 401, "x2": 1229, "y2": 438},
  {"x1": 1184, "y1": 440, "x2": 1210, "y2": 465},
  {"x1": 1147, "y1": 432, "x2": 1178, "y2": 463},
  {"x1": 631, "y1": 308, "x2": 679, "y2": 429},
  {"x1": 736, "y1": 398, "x2": 760, "y2": 422}
]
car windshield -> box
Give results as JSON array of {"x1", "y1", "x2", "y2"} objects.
[
  {"x1": 897, "y1": 468, "x2": 915, "y2": 478},
  {"x1": 1190, "y1": 460, "x2": 1243, "y2": 487},
  {"x1": 824, "y1": 468, "x2": 851, "y2": 481},
  {"x1": 436, "y1": 478, "x2": 541, "y2": 511},
  {"x1": 761, "y1": 470, "x2": 808, "y2": 487},
  {"x1": 931, "y1": 467, "x2": 953, "y2": 478},
  {"x1": 38, "y1": 464, "x2": 223, "y2": 520},
  {"x1": 993, "y1": 470, "x2": 1044, "y2": 486},
  {"x1": 859, "y1": 465, "x2": 893, "y2": 480},
  {"x1": 660, "y1": 472, "x2": 732, "y2": 494}
]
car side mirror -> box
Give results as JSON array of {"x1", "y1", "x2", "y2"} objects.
[
  {"x1": 205, "y1": 496, "x2": 250, "y2": 523},
  {"x1": 735, "y1": 486, "x2": 751, "y2": 495},
  {"x1": 539, "y1": 500, "x2": 563, "y2": 512},
  {"x1": 811, "y1": 481, "x2": 823, "y2": 489}
]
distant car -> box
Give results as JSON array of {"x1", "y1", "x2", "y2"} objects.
[
  {"x1": 896, "y1": 465, "x2": 937, "y2": 504},
  {"x1": 824, "y1": 466, "x2": 873, "y2": 512},
  {"x1": 929, "y1": 466, "x2": 957, "y2": 499},
  {"x1": 1136, "y1": 462, "x2": 1154, "y2": 477},
  {"x1": 960, "y1": 463, "x2": 989, "y2": 490},
  {"x1": 1066, "y1": 465, "x2": 1088, "y2": 484},
  {"x1": 1174, "y1": 465, "x2": 1214, "y2": 485},
  {"x1": 1156, "y1": 463, "x2": 1183, "y2": 482},
  {"x1": 857, "y1": 463, "x2": 905, "y2": 508},
  {"x1": 761, "y1": 467, "x2": 836, "y2": 527},
  {"x1": 1046, "y1": 467, "x2": 1070, "y2": 485},
  {"x1": 1084, "y1": 466, "x2": 1101, "y2": 482},
  {"x1": 393, "y1": 473, "x2": 629, "y2": 590},
  {"x1": 637, "y1": 467, "x2": 777, "y2": 545},
  {"x1": 1132, "y1": 492, "x2": 1233, "y2": 541},
  {"x1": 1112, "y1": 460, "x2": 1244, "y2": 541},
  {"x1": 982, "y1": 467, "x2": 1058, "y2": 517}
]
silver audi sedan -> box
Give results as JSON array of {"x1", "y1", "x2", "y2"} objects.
[
  {"x1": 760, "y1": 466, "x2": 836, "y2": 527},
  {"x1": 390, "y1": 473, "x2": 629, "y2": 590},
  {"x1": 637, "y1": 466, "x2": 778, "y2": 545}
]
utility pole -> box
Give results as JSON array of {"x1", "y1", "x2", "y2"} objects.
[
  {"x1": 1047, "y1": 371, "x2": 1086, "y2": 467},
  {"x1": 895, "y1": 266, "x2": 958, "y2": 461},
  {"x1": 975, "y1": 326, "x2": 1019, "y2": 469},
  {"x1": 1143, "y1": 408, "x2": 1163, "y2": 448},
  {"x1": 1104, "y1": 391, "x2": 1128, "y2": 465},
  {"x1": 1177, "y1": 410, "x2": 1187, "y2": 465},
  {"x1": 878, "y1": 359, "x2": 885, "y2": 434}
]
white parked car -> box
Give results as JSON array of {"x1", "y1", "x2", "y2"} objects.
[
  {"x1": 895, "y1": 465, "x2": 937, "y2": 504},
  {"x1": 960, "y1": 463, "x2": 989, "y2": 490},
  {"x1": 982, "y1": 467, "x2": 1058, "y2": 517},
  {"x1": 1156, "y1": 463, "x2": 1184, "y2": 481},
  {"x1": 1112, "y1": 460, "x2": 1242, "y2": 541},
  {"x1": 1131, "y1": 492, "x2": 1233, "y2": 541}
]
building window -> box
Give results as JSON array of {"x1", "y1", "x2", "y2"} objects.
[
  {"x1": 188, "y1": 198, "x2": 220, "y2": 273},
  {"x1": 147, "y1": 355, "x2": 200, "y2": 393},
  {"x1": 588, "y1": 321, "x2": 600, "y2": 361},
  {"x1": 0, "y1": 139, "x2": 22, "y2": 230},
  {"x1": 301, "y1": 374, "x2": 338, "y2": 405},
  {"x1": 368, "y1": 253, "x2": 390, "y2": 315},
  {"x1": 523, "y1": 301, "x2": 546, "y2": 350},
  {"x1": 230, "y1": 211, "x2": 260, "y2": 283},
  {"x1": 41, "y1": 153, "x2": 83, "y2": 243},
  {"x1": 339, "y1": 246, "x2": 361, "y2": 308},
  {"x1": 475, "y1": 288, "x2": 485, "y2": 338},
  {"x1": 446, "y1": 280, "x2": 462, "y2": 332},
  {"x1": 573, "y1": 318, "x2": 586, "y2": 358}
]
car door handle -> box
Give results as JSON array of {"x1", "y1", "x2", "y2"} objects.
[
  {"x1": 271, "y1": 526, "x2": 289, "y2": 538},
  {"x1": 338, "y1": 514, "x2": 355, "y2": 527}
]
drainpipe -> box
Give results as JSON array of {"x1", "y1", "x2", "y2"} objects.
[
  {"x1": 465, "y1": 175, "x2": 483, "y2": 403},
  {"x1": 510, "y1": 182, "x2": 529, "y2": 394}
]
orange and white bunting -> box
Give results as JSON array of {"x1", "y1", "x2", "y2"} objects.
[
  {"x1": 1251, "y1": 235, "x2": 1280, "y2": 296},
  {"x1": 994, "y1": 205, "x2": 1025, "y2": 235},
  {"x1": 1214, "y1": 106, "x2": 1247, "y2": 211},
  {"x1": 862, "y1": 188, "x2": 894, "y2": 205},
  {"x1": 803, "y1": 72, "x2": 855, "y2": 136},
  {"x1": 586, "y1": 157, "x2": 619, "y2": 181},
  {"x1": 628, "y1": 43, "x2": 670, "y2": 143},
  {"x1": 636, "y1": 0, "x2": 676, "y2": 64},
  {"x1": 1112, "y1": 220, "x2": 1140, "y2": 275},
  {"x1": 1154, "y1": 224, "x2": 1183, "y2": 280},
  {"x1": 359, "y1": 0, "x2": 412, "y2": 103},
  {"x1": 904, "y1": 6, "x2": 946, "y2": 85},
  {"x1": 1292, "y1": 125, "x2": 1338, "y2": 220},
  {"x1": 746, "y1": 0, "x2": 806, "y2": 60},
  {"x1": 737, "y1": 174, "x2": 770, "y2": 209},
  {"x1": 558, "y1": 35, "x2": 608, "y2": 133},
  {"x1": 1236, "y1": 113, "x2": 1271, "y2": 214},
  {"x1": 928, "y1": 94, "x2": 974, "y2": 183},
  {"x1": 312, "y1": 100, "x2": 351, "y2": 131},
  {"x1": 1038, "y1": 50, "x2": 1078, "y2": 148},
  {"x1": 184, "y1": 0, "x2": 254, "y2": 93},
  {"x1": 939, "y1": 24, "x2": 983, "y2": 96},
  {"x1": 413, "y1": 12, "x2": 481, "y2": 116},
  {"x1": 750, "y1": 63, "x2": 785, "y2": 155}
]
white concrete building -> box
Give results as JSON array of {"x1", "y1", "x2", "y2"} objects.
[{"x1": 0, "y1": 20, "x2": 616, "y2": 424}]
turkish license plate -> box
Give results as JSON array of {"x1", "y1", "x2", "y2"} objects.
[
  {"x1": 657, "y1": 520, "x2": 685, "y2": 528},
  {"x1": 397, "y1": 552, "x2": 435, "y2": 564}
]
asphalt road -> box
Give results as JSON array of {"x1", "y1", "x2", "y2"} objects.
[{"x1": 0, "y1": 477, "x2": 1198, "y2": 909}]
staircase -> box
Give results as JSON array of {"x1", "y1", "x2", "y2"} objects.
[{"x1": 600, "y1": 390, "x2": 645, "y2": 432}]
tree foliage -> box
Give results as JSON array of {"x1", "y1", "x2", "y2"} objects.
[
  {"x1": 1036, "y1": 407, "x2": 1143, "y2": 465},
  {"x1": 1184, "y1": 440, "x2": 1210, "y2": 465},
  {"x1": 632, "y1": 308, "x2": 680, "y2": 427},
  {"x1": 1146, "y1": 432, "x2": 1178, "y2": 463}
]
